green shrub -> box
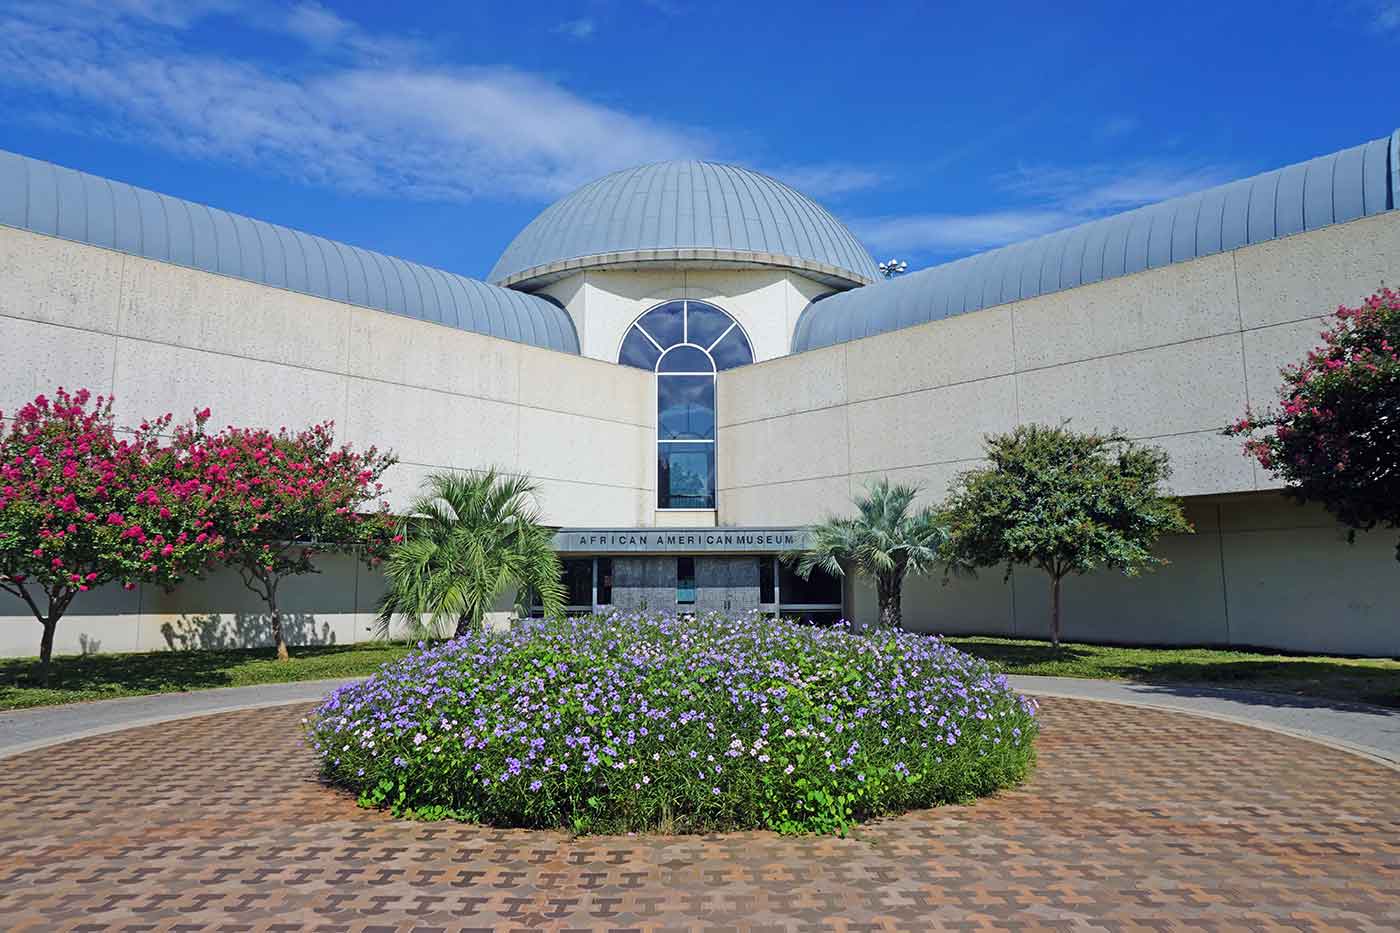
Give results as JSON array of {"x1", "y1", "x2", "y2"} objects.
[{"x1": 307, "y1": 611, "x2": 1039, "y2": 835}]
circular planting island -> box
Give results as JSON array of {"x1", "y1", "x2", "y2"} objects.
[{"x1": 307, "y1": 612, "x2": 1039, "y2": 835}]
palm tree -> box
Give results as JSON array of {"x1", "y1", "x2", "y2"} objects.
[
  {"x1": 376, "y1": 469, "x2": 564, "y2": 639},
  {"x1": 786, "y1": 478, "x2": 946, "y2": 630}
]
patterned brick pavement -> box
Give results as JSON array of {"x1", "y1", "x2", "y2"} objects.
[{"x1": 1, "y1": 698, "x2": 1396, "y2": 932}]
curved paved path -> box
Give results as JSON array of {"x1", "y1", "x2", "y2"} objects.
[
  {"x1": 1, "y1": 696, "x2": 1397, "y2": 930},
  {"x1": 4, "y1": 674, "x2": 1398, "y2": 763}
]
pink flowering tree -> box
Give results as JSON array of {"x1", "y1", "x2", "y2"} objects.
[
  {"x1": 179, "y1": 420, "x2": 397, "y2": 661},
  {"x1": 0, "y1": 389, "x2": 220, "y2": 682},
  {"x1": 1227, "y1": 287, "x2": 1400, "y2": 561}
]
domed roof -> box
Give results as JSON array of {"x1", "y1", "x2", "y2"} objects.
[{"x1": 490, "y1": 161, "x2": 879, "y2": 288}]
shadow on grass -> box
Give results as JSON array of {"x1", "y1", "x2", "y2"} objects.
[
  {"x1": 0, "y1": 611, "x2": 386, "y2": 698},
  {"x1": 947, "y1": 637, "x2": 1400, "y2": 711}
]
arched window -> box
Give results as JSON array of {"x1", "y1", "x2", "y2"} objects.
[{"x1": 618, "y1": 300, "x2": 754, "y2": 509}]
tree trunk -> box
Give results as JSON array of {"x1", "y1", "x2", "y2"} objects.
[
  {"x1": 1050, "y1": 574, "x2": 1062, "y2": 649},
  {"x1": 267, "y1": 579, "x2": 289, "y2": 661},
  {"x1": 38, "y1": 616, "x2": 58, "y2": 687},
  {"x1": 877, "y1": 573, "x2": 903, "y2": 630},
  {"x1": 454, "y1": 611, "x2": 471, "y2": 639}
]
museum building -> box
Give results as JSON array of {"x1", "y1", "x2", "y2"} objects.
[{"x1": 1, "y1": 129, "x2": 1399, "y2": 657}]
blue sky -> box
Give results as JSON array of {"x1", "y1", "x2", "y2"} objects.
[{"x1": 1, "y1": 0, "x2": 1397, "y2": 280}]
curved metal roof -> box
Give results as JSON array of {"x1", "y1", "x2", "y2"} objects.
[
  {"x1": 792, "y1": 130, "x2": 1400, "y2": 353},
  {"x1": 0, "y1": 150, "x2": 580, "y2": 354},
  {"x1": 489, "y1": 161, "x2": 880, "y2": 288}
]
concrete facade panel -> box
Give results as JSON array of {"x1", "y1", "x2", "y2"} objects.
[
  {"x1": 718, "y1": 407, "x2": 849, "y2": 489},
  {"x1": 1233, "y1": 212, "x2": 1400, "y2": 330},
  {"x1": 1220, "y1": 520, "x2": 1400, "y2": 656},
  {"x1": 342, "y1": 378, "x2": 518, "y2": 478},
  {"x1": 718, "y1": 477, "x2": 853, "y2": 526},
  {"x1": 111, "y1": 337, "x2": 347, "y2": 433},
  {"x1": 846, "y1": 376, "x2": 1017, "y2": 474},
  {"x1": 1007, "y1": 529, "x2": 1229, "y2": 646},
  {"x1": 1011, "y1": 252, "x2": 1240, "y2": 370},
  {"x1": 517, "y1": 346, "x2": 653, "y2": 428},
  {"x1": 716, "y1": 343, "x2": 847, "y2": 427},
  {"x1": 0, "y1": 315, "x2": 115, "y2": 409},
  {"x1": 1016, "y1": 335, "x2": 1247, "y2": 438},
  {"x1": 847, "y1": 459, "x2": 983, "y2": 506},
  {"x1": 517, "y1": 406, "x2": 650, "y2": 489},
  {"x1": 844, "y1": 305, "x2": 1014, "y2": 403},
  {"x1": 0, "y1": 225, "x2": 124, "y2": 334},
  {"x1": 1240, "y1": 317, "x2": 1326, "y2": 413},
  {"x1": 347, "y1": 307, "x2": 521, "y2": 405},
  {"x1": 118, "y1": 254, "x2": 351, "y2": 373},
  {"x1": 1150, "y1": 429, "x2": 1258, "y2": 497},
  {"x1": 896, "y1": 571, "x2": 1019, "y2": 637}
]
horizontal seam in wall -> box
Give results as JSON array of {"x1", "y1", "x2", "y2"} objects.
[
  {"x1": 717, "y1": 426, "x2": 1237, "y2": 492},
  {"x1": 393, "y1": 458, "x2": 649, "y2": 494},
  {"x1": 718, "y1": 314, "x2": 1332, "y2": 430},
  {"x1": 0, "y1": 311, "x2": 652, "y2": 431}
]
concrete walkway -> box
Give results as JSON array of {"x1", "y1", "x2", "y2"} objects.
[{"x1": 1, "y1": 674, "x2": 1397, "y2": 765}]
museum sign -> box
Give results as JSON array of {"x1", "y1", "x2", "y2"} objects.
[{"x1": 554, "y1": 527, "x2": 812, "y2": 554}]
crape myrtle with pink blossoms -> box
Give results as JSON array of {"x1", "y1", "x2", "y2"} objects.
[
  {"x1": 0, "y1": 389, "x2": 220, "y2": 682},
  {"x1": 306, "y1": 611, "x2": 1038, "y2": 836},
  {"x1": 172, "y1": 418, "x2": 397, "y2": 661},
  {"x1": 1228, "y1": 287, "x2": 1400, "y2": 561}
]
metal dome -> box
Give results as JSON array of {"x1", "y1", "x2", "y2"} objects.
[
  {"x1": 0, "y1": 150, "x2": 580, "y2": 354},
  {"x1": 489, "y1": 161, "x2": 879, "y2": 289},
  {"x1": 793, "y1": 130, "x2": 1400, "y2": 353}
]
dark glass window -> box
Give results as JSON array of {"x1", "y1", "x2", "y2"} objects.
[
  {"x1": 658, "y1": 443, "x2": 714, "y2": 508},
  {"x1": 778, "y1": 562, "x2": 842, "y2": 606},
  {"x1": 619, "y1": 328, "x2": 661, "y2": 370},
  {"x1": 618, "y1": 300, "x2": 753, "y2": 511},
  {"x1": 759, "y1": 557, "x2": 775, "y2": 604},
  {"x1": 709, "y1": 328, "x2": 754, "y2": 370},
  {"x1": 561, "y1": 558, "x2": 593, "y2": 608},
  {"x1": 657, "y1": 344, "x2": 714, "y2": 373},
  {"x1": 596, "y1": 557, "x2": 612, "y2": 606},
  {"x1": 658, "y1": 375, "x2": 715, "y2": 440},
  {"x1": 677, "y1": 556, "x2": 696, "y2": 605},
  {"x1": 637, "y1": 301, "x2": 685, "y2": 348}
]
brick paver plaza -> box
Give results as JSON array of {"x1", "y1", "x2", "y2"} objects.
[{"x1": 2, "y1": 697, "x2": 1397, "y2": 931}]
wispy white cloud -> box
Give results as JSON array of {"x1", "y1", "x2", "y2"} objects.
[
  {"x1": 1371, "y1": 1, "x2": 1400, "y2": 31},
  {"x1": 854, "y1": 160, "x2": 1236, "y2": 258},
  {"x1": 281, "y1": 1, "x2": 426, "y2": 60},
  {"x1": 0, "y1": 0, "x2": 705, "y2": 201},
  {"x1": 766, "y1": 163, "x2": 887, "y2": 198},
  {"x1": 554, "y1": 17, "x2": 597, "y2": 40},
  {"x1": 855, "y1": 210, "x2": 1079, "y2": 255}
]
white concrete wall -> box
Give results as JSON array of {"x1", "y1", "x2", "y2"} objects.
[
  {"x1": 0, "y1": 224, "x2": 656, "y2": 524},
  {"x1": 719, "y1": 210, "x2": 1400, "y2": 656},
  {"x1": 537, "y1": 266, "x2": 833, "y2": 364},
  {"x1": 850, "y1": 493, "x2": 1400, "y2": 657},
  {"x1": 0, "y1": 224, "x2": 655, "y2": 655},
  {"x1": 717, "y1": 210, "x2": 1400, "y2": 523}
]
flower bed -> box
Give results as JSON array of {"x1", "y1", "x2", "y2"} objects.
[{"x1": 307, "y1": 611, "x2": 1039, "y2": 835}]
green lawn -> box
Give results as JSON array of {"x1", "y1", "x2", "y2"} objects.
[
  {"x1": 2, "y1": 634, "x2": 1397, "y2": 711},
  {"x1": 0, "y1": 641, "x2": 416, "y2": 710},
  {"x1": 946, "y1": 636, "x2": 1400, "y2": 708}
]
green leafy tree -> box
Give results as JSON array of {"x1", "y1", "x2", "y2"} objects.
[
  {"x1": 0, "y1": 388, "x2": 218, "y2": 682},
  {"x1": 376, "y1": 469, "x2": 564, "y2": 639},
  {"x1": 1227, "y1": 287, "x2": 1400, "y2": 560},
  {"x1": 785, "y1": 478, "x2": 945, "y2": 630},
  {"x1": 179, "y1": 419, "x2": 396, "y2": 661},
  {"x1": 940, "y1": 424, "x2": 1192, "y2": 647}
]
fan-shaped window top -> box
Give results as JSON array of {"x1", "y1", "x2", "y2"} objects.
[
  {"x1": 618, "y1": 300, "x2": 751, "y2": 510},
  {"x1": 618, "y1": 300, "x2": 753, "y2": 372}
]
